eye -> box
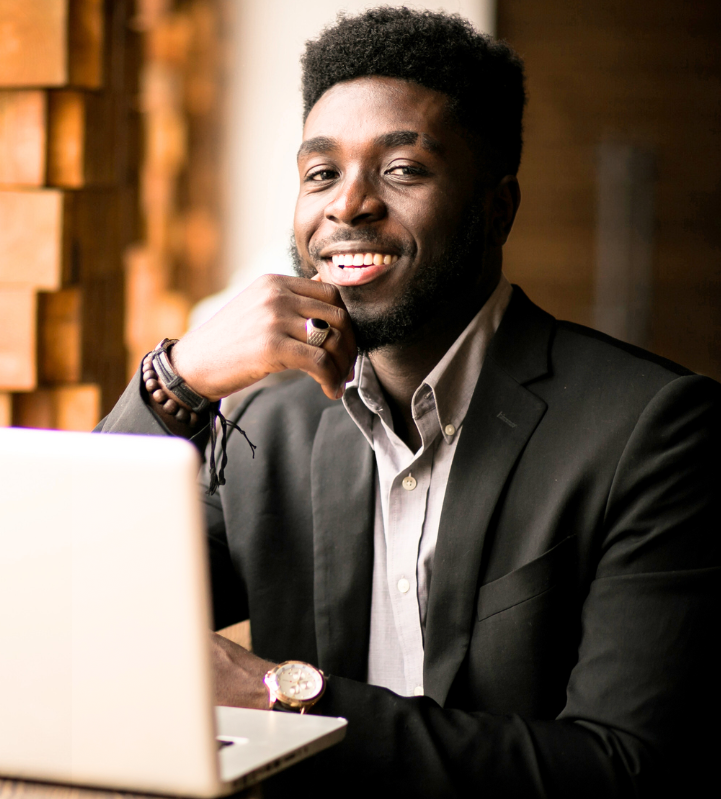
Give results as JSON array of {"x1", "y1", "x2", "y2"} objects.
[
  {"x1": 306, "y1": 168, "x2": 337, "y2": 183},
  {"x1": 385, "y1": 164, "x2": 428, "y2": 178}
]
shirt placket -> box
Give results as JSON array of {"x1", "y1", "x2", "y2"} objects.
[{"x1": 385, "y1": 448, "x2": 431, "y2": 696}]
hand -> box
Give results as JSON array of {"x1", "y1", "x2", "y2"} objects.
[
  {"x1": 210, "y1": 631, "x2": 273, "y2": 710},
  {"x1": 170, "y1": 274, "x2": 357, "y2": 402}
]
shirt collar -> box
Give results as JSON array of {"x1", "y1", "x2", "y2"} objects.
[{"x1": 343, "y1": 274, "x2": 513, "y2": 448}]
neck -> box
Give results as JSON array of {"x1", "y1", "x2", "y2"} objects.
[{"x1": 368, "y1": 263, "x2": 501, "y2": 450}]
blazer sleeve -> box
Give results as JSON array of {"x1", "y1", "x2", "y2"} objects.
[
  {"x1": 95, "y1": 367, "x2": 172, "y2": 436},
  {"x1": 268, "y1": 374, "x2": 721, "y2": 799}
]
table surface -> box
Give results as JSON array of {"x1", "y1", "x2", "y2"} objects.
[{"x1": 0, "y1": 776, "x2": 262, "y2": 799}]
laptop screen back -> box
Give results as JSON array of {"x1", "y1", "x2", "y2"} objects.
[{"x1": 0, "y1": 428, "x2": 221, "y2": 796}]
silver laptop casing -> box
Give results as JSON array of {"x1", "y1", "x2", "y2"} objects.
[{"x1": 0, "y1": 428, "x2": 346, "y2": 796}]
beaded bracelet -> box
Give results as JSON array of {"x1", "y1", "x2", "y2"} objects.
[{"x1": 142, "y1": 352, "x2": 200, "y2": 426}]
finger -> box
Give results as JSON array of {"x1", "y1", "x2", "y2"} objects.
[
  {"x1": 273, "y1": 335, "x2": 349, "y2": 400},
  {"x1": 289, "y1": 313, "x2": 356, "y2": 387},
  {"x1": 291, "y1": 298, "x2": 357, "y2": 368},
  {"x1": 264, "y1": 273, "x2": 346, "y2": 309}
]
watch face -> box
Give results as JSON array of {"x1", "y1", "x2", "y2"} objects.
[{"x1": 275, "y1": 662, "x2": 323, "y2": 702}]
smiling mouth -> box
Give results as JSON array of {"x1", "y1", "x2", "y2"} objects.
[{"x1": 331, "y1": 252, "x2": 399, "y2": 267}]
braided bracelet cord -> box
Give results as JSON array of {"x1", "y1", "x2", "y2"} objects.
[{"x1": 142, "y1": 346, "x2": 256, "y2": 495}]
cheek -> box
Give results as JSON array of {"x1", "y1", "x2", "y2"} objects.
[
  {"x1": 294, "y1": 195, "x2": 326, "y2": 253},
  {"x1": 407, "y1": 201, "x2": 462, "y2": 257}
]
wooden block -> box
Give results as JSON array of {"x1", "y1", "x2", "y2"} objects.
[
  {"x1": 0, "y1": 190, "x2": 68, "y2": 289},
  {"x1": 47, "y1": 89, "x2": 117, "y2": 187},
  {"x1": 0, "y1": 288, "x2": 36, "y2": 391},
  {"x1": 67, "y1": 0, "x2": 104, "y2": 88},
  {"x1": 0, "y1": 392, "x2": 11, "y2": 426},
  {"x1": 0, "y1": 0, "x2": 66, "y2": 87},
  {"x1": 0, "y1": 0, "x2": 103, "y2": 88},
  {"x1": 12, "y1": 384, "x2": 100, "y2": 431},
  {"x1": 38, "y1": 287, "x2": 81, "y2": 383},
  {"x1": 0, "y1": 91, "x2": 46, "y2": 186}
]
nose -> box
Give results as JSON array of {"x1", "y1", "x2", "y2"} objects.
[{"x1": 324, "y1": 168, "x2": 386, "y2": 226}]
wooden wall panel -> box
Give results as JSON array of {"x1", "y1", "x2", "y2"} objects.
[
  {"x1": 1, "y1": 1, "x2": 224, "y2": 427},
  {"x1": 0, "y1": 91, "x2": 46, "y2": 186},
  {"x1": 0, "y1": 1, "x2": 67, "y2": 87},
  {"x1": 67, "y1": 0, "x2": 104, "y2": 88},
  {"x1": 0, "y1": 0, "x2": 138, "y2": 426},
  {"x1": 0, "y1": 190, "x2": 66, "y2": 289},
  {"x1": 498, "y1": 0, "x2": 721, "y2": 379},
  {"x1": 12, "y1": 384, "x2": 100, "y2": 430},
  {"x1": 0, "y1": 288, "x2": 36, "y2": 391},
  {"x1": 38, "y1": 288, "x2": 82, "y2": 383},
  {"x1": 0, "y1": 392, "x2": 10, "y2": 426},
  {"x1": 0, "y1": 0, "x2": 103, "y2": 88},
  {"x1": 47, "y1": 90, "x2": 118, "y2": 187}
]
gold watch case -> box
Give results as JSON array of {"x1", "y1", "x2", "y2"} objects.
[{"x1": 264, "y1": 660, "x2": 326, "y2": 714}]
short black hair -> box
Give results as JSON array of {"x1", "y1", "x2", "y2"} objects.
[{"x1": 301, "y1": 6, "x2": 527, "y2": 179}]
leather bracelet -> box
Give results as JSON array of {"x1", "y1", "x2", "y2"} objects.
[
  {"x1": 142, "y1": 339, "x2": 210, "y2": 425},
  {"x1": 150, "y1": 338, "x2": 210, "y2": 414}
]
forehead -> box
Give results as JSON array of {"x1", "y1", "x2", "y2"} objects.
[{"x1": 301, "y1": 76, "x2": 460, "y2": 152}]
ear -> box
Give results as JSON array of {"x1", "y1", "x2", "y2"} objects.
[{"x1": 488, "y1": 175, "x2": 521, "y2": 246}]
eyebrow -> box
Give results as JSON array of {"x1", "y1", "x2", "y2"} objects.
[{"x1": 297, "y1": 130, "x2": 442, "y2": 160}]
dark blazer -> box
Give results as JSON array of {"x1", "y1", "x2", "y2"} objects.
[{"x1": 100, "y1": 288, "x2": 721, "y2": 798}]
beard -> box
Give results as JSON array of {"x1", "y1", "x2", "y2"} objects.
[{"x1": 290, "y1": 195, "x2": 488, "y2": 353}]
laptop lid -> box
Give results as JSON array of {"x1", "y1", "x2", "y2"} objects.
[{"x1": 0, "y1": 427, "x2": 226, "y2": 796}]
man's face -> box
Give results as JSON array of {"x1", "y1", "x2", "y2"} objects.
[{"x1": 293, "y1": 76, "x2": 488, "y2": 351}]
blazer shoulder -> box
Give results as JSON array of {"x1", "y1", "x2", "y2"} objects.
[
  {"x1": 535, "y1": 317, "x2": 721, "y2": 430},
  {"x1": 501, "y1": 288, "x2": 720, "y2": 419},
  {"x1": 555, "y1": 320, "x2": 697, "y2": 379}
]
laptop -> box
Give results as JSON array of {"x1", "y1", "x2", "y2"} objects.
[{"x1": 0, "y1": 427, "x2": 346, "y2": 797}]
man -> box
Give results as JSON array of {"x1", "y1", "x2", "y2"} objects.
[{"x1": 100, "y1": 7, "x2": 720, "y2": 797}]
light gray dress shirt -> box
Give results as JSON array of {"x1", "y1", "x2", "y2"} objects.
[{"x1": 342, "y1": 275, "x2": 512, "y2": 697}]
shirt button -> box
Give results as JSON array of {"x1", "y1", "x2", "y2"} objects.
[
  {"x1": 413, "y1": 685, "x2": 424, "y2": 696},
  {"x1": 397, "y1": 577, "x2": 410, "y2": 594},
  {"x1": 444, "y1": 423, "x2": 456, "y2": 437},
  {"x1": 402, "y1": 473, "x2": 417, "y2": 491}
]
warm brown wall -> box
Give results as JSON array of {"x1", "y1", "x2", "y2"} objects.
[
  {"x1": 498, "y1": 0, "x2": 721, "y2": 379},
  {"x1": 0, "y1": 0, "x2": 139, "y2": 427},
  {"x1": 0, "y1": 0, "x2": 228, "y2": 428}
]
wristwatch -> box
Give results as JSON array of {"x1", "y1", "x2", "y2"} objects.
[{"x1": 264, "y1": 661, "x2": 326, "y2": 714}]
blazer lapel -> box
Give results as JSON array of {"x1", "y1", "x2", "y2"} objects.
[
  {"x1": 423, "y1": 289, "x2": 554, "y2": 705},
  {"x1": 311, "y1": 404, "x2": 375, "y2": 680}
]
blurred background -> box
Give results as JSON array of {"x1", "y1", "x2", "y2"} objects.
[{"x1": 1, "y1": 0, "x2": 719, "y2": 431}]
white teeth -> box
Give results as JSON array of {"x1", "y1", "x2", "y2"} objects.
[{"x1": 330, "y1": 252, "x2": 399, "y2": 267}]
